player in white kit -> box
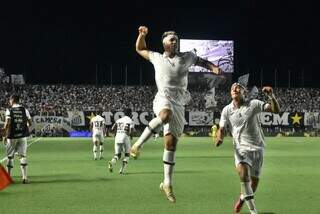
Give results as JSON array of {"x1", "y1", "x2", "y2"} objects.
[
  {"x1": 90, "y1": 113, "x2": 106, "y2": 160},
  {"x1": 108, "y1": 108, "x2": 134, "y2": 174},
  {"x1": 215, "y1": 83, "x2": 280, "y2": 214},
  {"x1": 130, "y1": 26, "x2": 222, "y2": 202}
]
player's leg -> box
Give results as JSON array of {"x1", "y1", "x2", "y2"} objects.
[
  {"x1": 98, "y1": 135, "x2": 104, "y2": 159},
  {"x1": 92, "y1": 134, "x2": 99, "y2": 160},
  {"x1": 251, "y1": 176, "x2": 259, "y2": 193},
  {"x1": 249, "y1": 149, "x2": 263, "y2": 194},
  {"x1": 132, "y1": 108, "x2": 171, "y2": 150},
  {"x1": 19, "y1": 155, "x2": 28, "y2": 183},
  {"x1": 108, "y1": 142, "x2": 121, "y2": 172},
  {"x1": 5, "y1": 139, "x2": 15, "y2": 177},
  {"x1": 160, "y1": 133, "x2": 177, "y2": 203},
  {"x1": 99, "y1": 142, "x2": 104, "y2": 159},
  {"x1": 131, "y1": 96, "x2": 172, "y2": 159},
  {"x1": 17, "y1": 138, "x2": 28, "y2": 183},
  {"x1": 236, "y1": 163, "x2": 258, "y2": 214},
  {"x1": 235, "y1": 150, "x2": 263, "y2": 213},
  {"x1": 119, "y1": 140, "x2": 130, "y2": 174},
  {"x1": 160, "y1": 105, "x2": 184, "y2": 203},
  {"x1": 6, "y1": 156, "x2": 14, "y2": 176}
]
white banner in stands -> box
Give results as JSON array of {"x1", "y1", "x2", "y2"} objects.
[
  {"x1": 188, "y1": 111, "x2": 214, "y2": 126},
  {"x1": 68, "y1": 111, "x2": 85, "y2": 126}
]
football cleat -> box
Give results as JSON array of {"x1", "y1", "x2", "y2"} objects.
[
  {"x1": 130, "y1": 144, "x2": 141, "y2": 159},
  {"x1": 108, "y1": 161, "x2": 113, "y2": 173},
  {"x1": 233, "y1": 198, "x2": 245, "y2": 213},
  {"x1": 159, "y1": 182, "x2": 176, "y2": 203},
  {"x1": 22, "y1": 179, "x2": 29, "y2": 184}
]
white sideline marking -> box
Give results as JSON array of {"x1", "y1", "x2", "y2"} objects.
[{"x1": 0, "y1": 137, "x2": 42, "y2": 163}]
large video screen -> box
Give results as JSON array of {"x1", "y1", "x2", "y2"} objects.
[{"x1": 180, "y1": 39, "x2": 234, "y2": 73}]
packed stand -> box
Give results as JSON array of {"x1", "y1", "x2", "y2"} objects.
[{"x1": 0, "y1": 84, "x2": 319, "y2": 115}]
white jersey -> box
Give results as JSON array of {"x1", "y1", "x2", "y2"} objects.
[
  {"x1": 219, "y1": 99, "x2": 269, "y2": 151},
  {"x1": 114, "y1": 116, "x2": 134, "y2": 143},
  {"x1": 90, "y1": 115, "x2": 106, "y2": 134},
  {"x1": 149, "y1": 51, "x2": 197, "y2": 105}
]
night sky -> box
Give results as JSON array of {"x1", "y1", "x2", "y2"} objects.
[{"x1": 0, "y1": 1, "x2": 318, "y2": 87}]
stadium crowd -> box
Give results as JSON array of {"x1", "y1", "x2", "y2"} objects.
[{"x1": 0, "y1": 84, "x2": 319, "y2": 115}]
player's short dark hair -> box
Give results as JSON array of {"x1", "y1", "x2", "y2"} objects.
[
  {"x1": 161, "y1": 31, "x2": 178, "y2": 42},
  {"x1": 9, "y1": 94, "x2": 20, "y2": 103},
  {"x1": 124, "y1": 108, "x2": 132, "y2": 117}
]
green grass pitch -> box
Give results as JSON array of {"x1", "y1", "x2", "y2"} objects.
[{"x1": 1, "y1": 137, "x2": 320, "y2": 214}]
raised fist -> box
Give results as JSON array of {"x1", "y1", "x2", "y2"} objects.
[
  {"x1": 138, "y1": 26, "x2": 148, "y2": 36},
  {"x1": 262, "y1": 86, "x2": 273, "y2": 96},
  {"x1": 212, "y1": 66, "x2": 221, "y2": 75}
]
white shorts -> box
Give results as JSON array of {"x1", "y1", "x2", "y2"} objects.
[
  {"x1": 114, "y1": 138, "x2": 131, "y2": 155},
  {"x1": 234, "y1": 149, "x2": 264, "y2": 178},
  {"x1": 153, "y1": 94, "x2": 185, "y2": 138},
  {"x1": 6, "y1": 137, "x2": 28, "y2": 157},
  {"x1": 92, "y1": 132, "x2": 104, "y2": 143}
]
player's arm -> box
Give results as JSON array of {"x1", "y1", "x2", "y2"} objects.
[
  {"x1": 129, "y1": 127, "x2": 133, "y2": 140},
  {"x1": 215, "y1": 107, "x2": 228, "y2": 147},
  {"x1": 262, "y1": 86, "x2": 280, "y2": 114},
  {"x1": 195, "y1": 57, "x2": 221, "y2": 75},
  {"x1": 215, "y1": 126, "x2": 225, "y2": 147},
  {"x1": 26, "y1": 109, "x2": 32, "y2": 127},
  {"x1": 89, "y1": 121, "x2": 93, "y2": 132},
  {"x1": 135, "y1": 26, "x2": 150, "y2": 60},
  {"x1": 2, "y1": 118, "x2": 11, "y2": 145},
  {"x1": 104, "y1": 125, "x2": 108, "y2": 137},
  {"x1": 111, "y1": 123, "x2": 117, "y2": 133},
  {"x1": 27, "y1": 118, "x2": 32, "y2": 127}
]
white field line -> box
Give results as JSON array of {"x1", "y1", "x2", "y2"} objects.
[{"x1": 0, "y1": 137, "x2": 42, "y2": 163}]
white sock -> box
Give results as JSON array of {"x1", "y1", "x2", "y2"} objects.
[
  {"x1": 111, "y1": 156, "x2": 118, "y2": 165},
  {"x1": 120, "y1": 160, "x2": 128, "y2": 173},
  {"x1": 123, "y1": 156, "x2": 129, "y2": 163},
  {"x1": 163, "y1": 149, "x2": 175, "y2": 186},
  {"x1": 122, "y1": 160, "x2": 128, "y2": 168},
  {"x1": 93, "y1": 145, "x2": 97, "y2": 159},
  {"x1": 99, "y1": 145, "x2": 104, "y2": 157},
  {"x1": 20, "y1": 157, "x2": 28, "y2": 180},
  {"x1": 135, "y1": 117, "x2": 163, "y2": 147},
  {"x1": 241, "y1": 181, "x2": 257, "y2": 213},
  {"x1": 7, "y1": 157, "x2": 14, "y2": 176},
  {"x1": 240, "y1": 193, "x2": 245, "y2": 201}
]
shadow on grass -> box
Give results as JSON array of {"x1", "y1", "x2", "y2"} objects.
[
  {"x1": 11, "y1": 174, "x2": 112, "y2": 184},
  {"x1": 127, "y1": 170, "x2": 205, "y2": 175},
  {"x1": 126, "y1": 171, "x2": 162, "y2": 175},
  {"x1": 242, "y1": 212, "x2": 275, "y2": 214},
  {"x1": 178, "y1": 155, "x2": 232, "y2": 159}
]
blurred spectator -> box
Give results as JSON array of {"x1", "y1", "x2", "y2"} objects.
[{"x1": 0, "y1": 84, "x2": 319, "y2": 115}]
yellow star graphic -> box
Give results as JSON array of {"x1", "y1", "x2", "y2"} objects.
[
  {"x1": 86, "y1": 112, "x2": 96, "y2": 121},
  {"x1": 291, "y1": 113, "x2": 302, "y2": 125}
]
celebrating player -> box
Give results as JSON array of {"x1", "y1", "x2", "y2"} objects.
[
  {"x1": 130, "y1": 26, "x2": 222, "y2": 202},
  {"x1": 90, "y1": 113, "x2": 107, "y2": 160},
  {"x1": 108, "y1": 108, "x2": 134, "y2": 174},
  {"x1": 215, "y1": 83, "x2": 280, "y2": 214}
]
